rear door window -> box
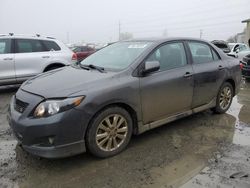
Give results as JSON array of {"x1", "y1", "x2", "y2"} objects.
[
  {"x1": 188, "y1": 42, "x2": 214, "y2": 64},
  {"x1": 16, "y1": 39, "x2": 45, "y2": 53},
  {"x1": 0, "y1": 39, "x2": 11, "y2": 54}
]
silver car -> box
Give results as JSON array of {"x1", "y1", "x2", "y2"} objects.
[
  {"x1": 228, "y1": 42, "x2": 250, "y2": 59},
  {"x1": 0, "y1": 34, "x2": 77, "y2": 86}
]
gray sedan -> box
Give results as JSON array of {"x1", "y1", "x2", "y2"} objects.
[{"x1": 8, "y1": 38, "x2": 241, "y2": 158}]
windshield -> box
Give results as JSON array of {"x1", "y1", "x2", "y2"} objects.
[{"x1": 80, "y1": 42, "x2": 152, "y2": 71}]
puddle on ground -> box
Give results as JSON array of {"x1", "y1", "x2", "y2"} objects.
[
  {"x1": 180, "y1": 83, "x2": 250, "y2": 188},
  {"x1": 229, "y1": 88, "x2": 250, "y2": 147}
]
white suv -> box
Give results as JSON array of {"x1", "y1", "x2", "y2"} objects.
[{"x1": 0, "y1": 34, "x2": 77, "y2": 86}]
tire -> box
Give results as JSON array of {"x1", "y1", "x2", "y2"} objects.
[
  {"x1": 213, "y1": 82, "x2": 233, "y2": 114},
  {"x1": 86, "y1": 106, "x2": 133, "y2": 158}
]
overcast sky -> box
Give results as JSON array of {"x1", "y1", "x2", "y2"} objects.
[{"x1": 0, "y1": 0, "x2": 249, "y2": 44}]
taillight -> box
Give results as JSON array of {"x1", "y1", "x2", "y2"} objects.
[
  {"x1": 240, "y1": 62, "x2": 243, "y2": 70},
  {"x1": 72, "y1": 53, "x2": 77, "y2": 61}
]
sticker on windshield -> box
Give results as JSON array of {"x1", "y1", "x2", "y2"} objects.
[{"x1": 128, "y1": 44, "x2": 148, "y2": 49}]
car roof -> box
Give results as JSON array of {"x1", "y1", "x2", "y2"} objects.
[
  {"x1": 0, "y1": 34, "x2": 56, "y2": 41},
  {"x1": 123, "y1": 37, "x2": 210, "y2": 44}
]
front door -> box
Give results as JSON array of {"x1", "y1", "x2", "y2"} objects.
[{"x1": 140, "y1": 42, "x2": 194, "y2": 124}]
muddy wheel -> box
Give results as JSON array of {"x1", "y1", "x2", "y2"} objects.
[
  {"x1": 213, "y1": 82, "x2": 233, "y2": 114},
  {"x1": 86, "y1": 107, "x2": 133, "y2": 158}
]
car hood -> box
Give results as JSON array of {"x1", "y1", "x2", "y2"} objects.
[{"x1": 21, "y1": 66, "x2": 117, "y2": 98}]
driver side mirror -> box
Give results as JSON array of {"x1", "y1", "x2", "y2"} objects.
[
  {"x1": 141, "y1": 61, "x2": 160, "y2": 75},
  {"x1": 235, "y1": 48, "x2": 240, "y2": 53}
]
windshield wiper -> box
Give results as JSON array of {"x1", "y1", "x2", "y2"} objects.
[{"x1": 80, "y1": 64, "x2": 105, "y2": 73}]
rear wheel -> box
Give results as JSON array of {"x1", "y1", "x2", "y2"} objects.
[
  {"x1": 213, "y1": 82, "x2": 233, "y2": 114},
  {"x1": 86, "y1": 107, "x2": 133, "y2": 158}
]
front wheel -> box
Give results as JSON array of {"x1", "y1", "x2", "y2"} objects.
[
  {"x1": 86, "y1": 107, "x2": 133, "y2": 158},
  {"x1": 213, "y1": 82, "x2": 233, "y2": 114}
]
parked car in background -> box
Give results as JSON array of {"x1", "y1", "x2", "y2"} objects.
[
  {"x1": 211, "y1": 40, "x2": 231, "y2": 54},
  {"x1": 241, "y1": 54, "x2": 250, "y2": 82},
  {"x1": 72, "y1": 45, "x2": 95, "y2": 62},
  {"x1": 0, "y1": 34, "x2": 77, "y2": 86},
  {"x1": 8, "y1": 37, "x2": 241, "y2": 159},
  {"x1": 228, "y1": 43, "x2": 250, "y2": 59}
]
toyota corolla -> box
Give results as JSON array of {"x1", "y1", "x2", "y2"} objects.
[{"x1": 8, "y1": 38, "x2": 241, "y2": 158}]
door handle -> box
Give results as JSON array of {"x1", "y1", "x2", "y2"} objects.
[
  {"x1": 42, "y1": 56, "x2": 50, "y2": 58},
  {"x1": 183, "y1": 72, "x2": 193, "y2": 78},
  {"x1": 3, "y1": 57, "x2": 13, "y2": 60},
  {"x1": 218, "y1": 65, "x2": 224, "y2": 70}
]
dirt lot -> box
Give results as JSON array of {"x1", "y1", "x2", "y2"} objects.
[{"x1": 0, "y1": 82, "x2": 250, "y2": 188}]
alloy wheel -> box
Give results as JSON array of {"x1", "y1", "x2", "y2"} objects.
[
  {"x1": 219, "y1": 86, "x2": 232, "y2": 110},
  {"x1": 95, "y1": 114, "x2": 128, "y2": 152}
]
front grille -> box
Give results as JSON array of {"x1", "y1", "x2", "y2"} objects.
[{"x1": 14, "y1": 97, "x2": 29, "y2": 113}]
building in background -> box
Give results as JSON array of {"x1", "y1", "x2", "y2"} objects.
[
  {"x1": 242, "y1": 18, "x2": 250, "y2": 47},
  {"x1": 236, "y1": 32, "x2": 245, "y2": 43}
]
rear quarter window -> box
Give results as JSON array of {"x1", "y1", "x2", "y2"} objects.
[{"x1": 42, "y1": 40, "x2": 61, "y2": 51}]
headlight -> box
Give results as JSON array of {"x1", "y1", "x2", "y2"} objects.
[{"x1": 33, "y1": 96, "x2": 85, "y2": 118}]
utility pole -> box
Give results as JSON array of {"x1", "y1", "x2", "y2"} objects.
[
  {"x1": 199, "y1": 29, "x2": 203, "y2": 39},
  {"x1": 118, "y1": 21, "x2": 121, "y2": 41}
]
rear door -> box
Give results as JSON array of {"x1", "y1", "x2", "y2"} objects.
[
  {"x1": 0, "y1": 38, "x2": 16, "y2": 85},
  {"x1": 14, "y1": 38, "x2": 49, "y2": 82},
  {"x1": 140, "y1": 42, "x2": 194, "y2": 124},
  {"x1": 186, "y1": 41, "x2": 226, "y2": 108}
]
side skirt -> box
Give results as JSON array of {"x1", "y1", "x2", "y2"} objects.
[{"x1": 137, "y1": 98, "x2": 216, "y2": 134}]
